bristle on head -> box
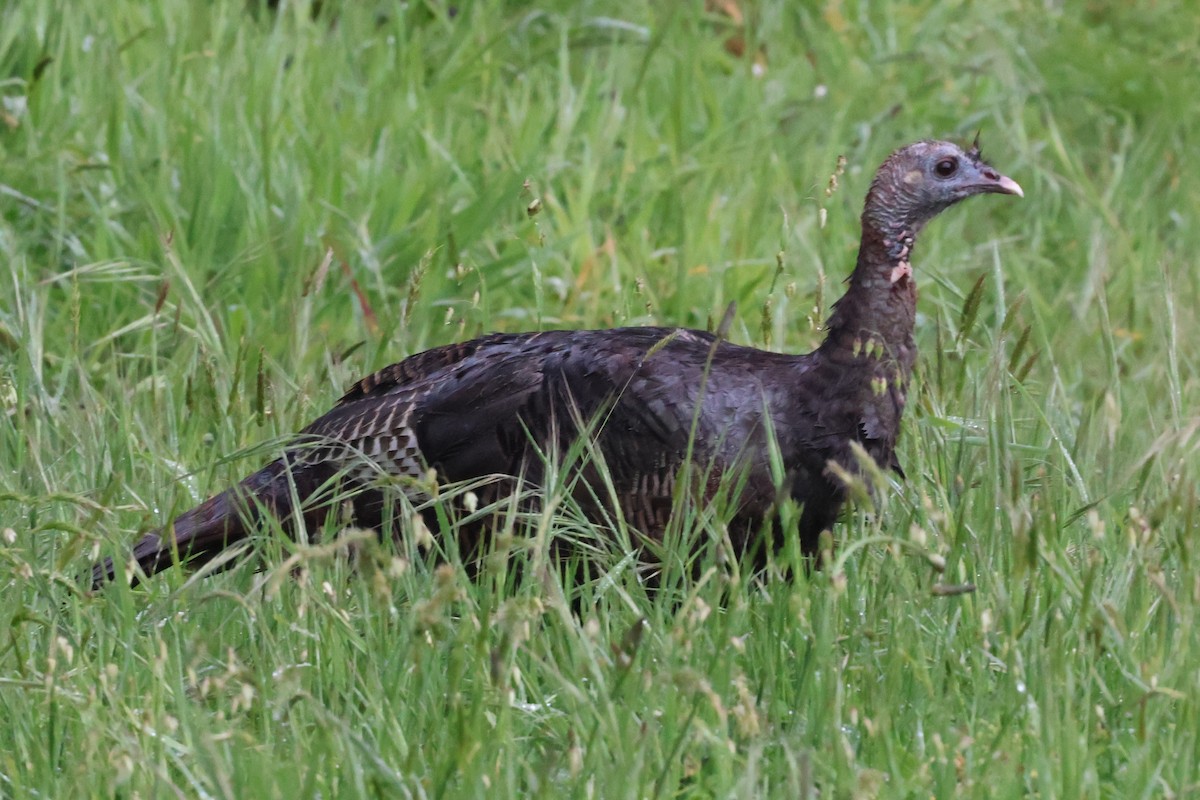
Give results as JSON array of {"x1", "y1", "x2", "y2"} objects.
[{"x1": 967, "y1": 130, "x2": 983, "y2": 162}]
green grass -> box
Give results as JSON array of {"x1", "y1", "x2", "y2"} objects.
[{"x1": 2, "y1": 0, "x2": 1199, "y2": 796}]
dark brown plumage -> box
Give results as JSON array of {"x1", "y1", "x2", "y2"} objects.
[{"x1": 91, "y1": 140, "x2": 1021, "y2": 589}]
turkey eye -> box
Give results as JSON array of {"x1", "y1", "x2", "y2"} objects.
[{"x1": 934, "y1": 158, "x2": 958, "y2": 177}]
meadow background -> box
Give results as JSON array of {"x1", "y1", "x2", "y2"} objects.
[{"x1": 2, "y1": 1, "x2": 1198, "y2": 796}]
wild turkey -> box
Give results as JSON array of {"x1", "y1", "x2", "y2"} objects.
[{"x1": 91, "y1": 139, "x2": 1021, "y2": 589}]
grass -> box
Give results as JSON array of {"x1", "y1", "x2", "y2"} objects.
[{"x1": 2, "y1": 0, "x2": 1199, "y2": 796}]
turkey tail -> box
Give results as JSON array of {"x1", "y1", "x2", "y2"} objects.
[{"x1": 91, "y1": 457, "x2": 326, "y2": 590}]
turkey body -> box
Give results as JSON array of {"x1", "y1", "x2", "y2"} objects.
[
  {"x1": 92, "y1": 139, "x2": 1021, "y2": 588},
  {"x1": 311, "y1": 326, "x2": 898, "y2": 549}
]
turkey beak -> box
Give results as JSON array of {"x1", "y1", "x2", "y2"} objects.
[
  {"x1": 977, "y1": 166, "x2": 1023, "y2": 198},
  {"x1": 994, "y1": 174, "x2": 1024, "y2": 198}
]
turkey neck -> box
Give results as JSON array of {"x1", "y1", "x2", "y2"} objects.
[{"x1": 817, "y1": 214, "x2": 920, "y2": 384}]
